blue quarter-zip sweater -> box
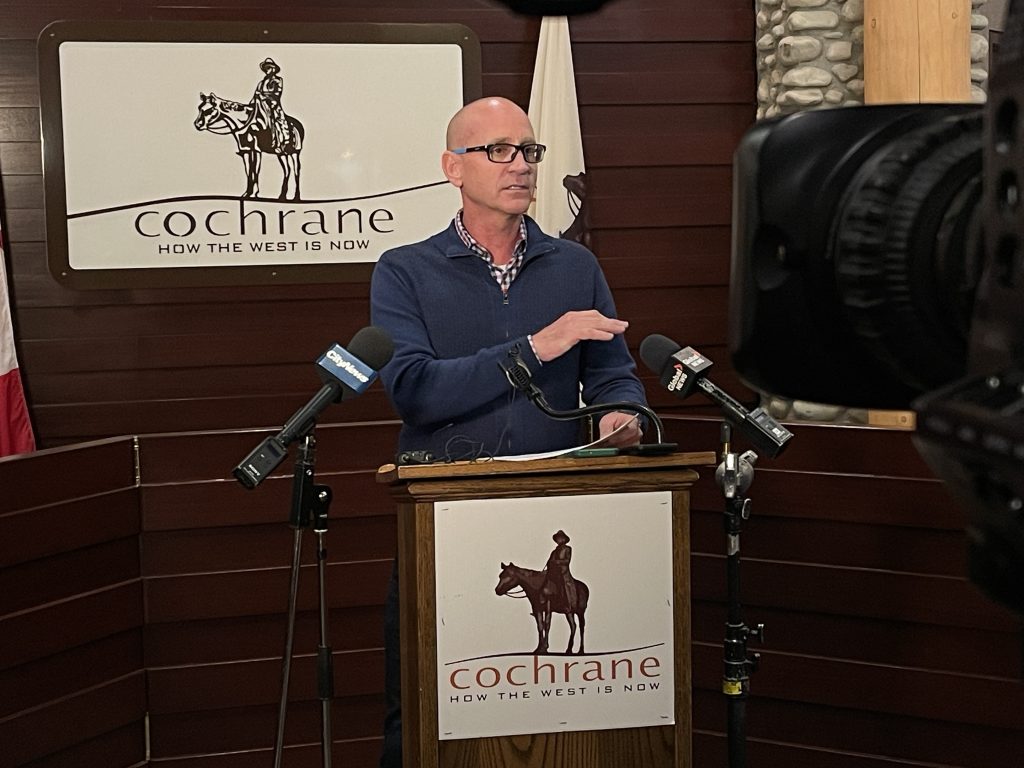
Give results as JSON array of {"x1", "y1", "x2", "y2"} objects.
[{"x1": 369, "y1": 216, "x2": 647, "y2": 457}]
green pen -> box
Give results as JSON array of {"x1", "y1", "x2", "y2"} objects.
[{"x1": 568, "y1": 447, "x2": 620, "y2": 458}]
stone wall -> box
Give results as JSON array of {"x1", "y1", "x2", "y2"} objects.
[{"x1": 756, "y1": 0, "x2": 991, "y2": 121}]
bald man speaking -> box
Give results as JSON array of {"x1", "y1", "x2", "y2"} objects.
[{"x1": 369, "y1": 96, "x2": 647, "y2": 766}]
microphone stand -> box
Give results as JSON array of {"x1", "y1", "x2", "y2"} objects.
[
  {"x1": 716, "y1": 422, "x2": 764, "y2": 768},
  {"x1": 273, "y1": 433, "x2": 335, "y2": 768}
]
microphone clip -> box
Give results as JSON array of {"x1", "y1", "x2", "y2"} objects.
[{"x1": 499, "y1": 345, "x2": 544, "y2": 403}]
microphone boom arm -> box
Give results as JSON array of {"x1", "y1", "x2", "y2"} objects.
[
  {"x1": 532, "y1": 391, "x2": 667, "y2": 445},
  {"x1": 500, "y1": 348, "x2": 667, "y2": 444}
]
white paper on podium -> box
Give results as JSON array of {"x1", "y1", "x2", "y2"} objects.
[{"x1": 492, "y1": 415, "x2": 639, "y2": 461}]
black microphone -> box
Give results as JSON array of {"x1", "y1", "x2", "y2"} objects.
[
  {"x1": 233, "y1": 326, "x2": 395, "y2": 489},
  {"x1": 640, "y1": 334, "x2": 793, "y2": 458},
  {"x1": 638, "y1": 334, "x2": 714, "y2": 399}
]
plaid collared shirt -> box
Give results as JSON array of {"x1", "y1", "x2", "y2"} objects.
[{"x1": 454, "y1": 210, "x2": 528, "y2": 296}]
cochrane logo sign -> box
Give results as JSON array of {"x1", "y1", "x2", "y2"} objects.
[
  {"x1": 48, "y1": 40, "x2": 466, "y2": 284},
  {"x1": 434, "y1": 495, "x2": 676, "y2": 741}
]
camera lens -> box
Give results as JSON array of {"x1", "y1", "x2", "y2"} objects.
[
  {"x1": 830, "y1": 111, "x2": 984, "y2": 393},
  {"x1": 730, "y1": 103, "x2": 985, "y2": 408}
]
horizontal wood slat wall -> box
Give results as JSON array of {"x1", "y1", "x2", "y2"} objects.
[
  {"x1": 4, "y1": 420, "x2": 1020, "y2": 768},
  {"x1": 2, "y1": 2, "x2": 1020, "y2": 768},
  {"x1": 1, "y1": 0, "x2": 755, "y2": 451},
  {"x1": 0, "y1": 438, "x2": 147, "y2": 768},
  {"x1": 0, "y1": 426, "x2": 400, "y2": 767},
  {"x1": 668, "y1": 417, "x2": 1024, "y2": 768},
  {"x1": 138, "y1": 425, "x2": 398, "y2": 765}
]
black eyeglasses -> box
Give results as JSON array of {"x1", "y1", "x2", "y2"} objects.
[{"x1": 451, "y1": 143, "x2": 547, "y2": 164}]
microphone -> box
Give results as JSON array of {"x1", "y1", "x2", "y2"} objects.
[
  {"x1": 498, "y1": 344, "x2": 674, "y2": 451},
  {"x1": 640, "y1": 334, "x2": 793, "y2": 458},
  {"x1": 639, "y1": 334, "x2": 715, "y2": 399},
  {"x1": 233, "y1": 326, "x2": 395, "y2": 489}
]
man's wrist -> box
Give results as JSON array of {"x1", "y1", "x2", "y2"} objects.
[{"x1": 527, "y1": 334, "x2": 543, "y2": 366}]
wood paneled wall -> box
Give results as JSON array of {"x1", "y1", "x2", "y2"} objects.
[
  {"x1": 2, "y1": 2, "x2": 1021, "y2": 768},
  {"x1": 1, "y1": 0, "x2": 753, "y2": 449},
  {"x1": 676, "y1": 417, "x2": 1024, "y2": 768},
  {"x1": 3, "y1": 421, "x2": 1020, "y2": 768},
  {"x1": 0, "y1": 426, "x2": 402, "y2": 768},
  {"x1": 138, "y1": 424, "x2": 400, "y2": 767},
  {"x1": 0, "y1": 438, "x2": 147, "y2": 768}
]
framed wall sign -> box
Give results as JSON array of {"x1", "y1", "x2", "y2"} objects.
[{"x1": 38, "y1": 20, "x2": 481, "y2": 289}]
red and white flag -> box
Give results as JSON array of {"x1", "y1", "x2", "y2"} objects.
[
  {"x1": 528, "y1": 16, "x2": 588, "y2": 243},
  {"x1": 0, "y1": 210, "x2": 35, "y2": 457}
]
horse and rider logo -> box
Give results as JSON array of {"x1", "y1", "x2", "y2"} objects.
[
  {"x1": 495, "y1": 529, "x2": 590, "y2": 655},
  {"x1": 193, "y1": 57, "x2": 305, "y2": 201}
]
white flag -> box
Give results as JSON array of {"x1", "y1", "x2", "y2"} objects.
[{"x1": 528, "y1": 16, "x2": 587, "y2": 242}]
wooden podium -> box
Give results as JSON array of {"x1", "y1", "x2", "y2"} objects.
[{"x1": 377, "y1": 451, "x2": 713, "y2": 768}]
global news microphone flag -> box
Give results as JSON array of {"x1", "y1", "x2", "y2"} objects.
[
  {"x1": 528, "y1": 15, "x2": 586, "y2": 239},
  {"x1": 0, "y1": 202, "x2": 35, "y2": 458}
]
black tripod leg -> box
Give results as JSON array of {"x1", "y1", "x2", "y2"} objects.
[
  {"x1": 274, "y1": 434, "x2": 333, "y2": 768},
  {"x1": 313, "y1": 503, "x2": 334, "y2": 767},
  {"x1": 274, "y1": 526, "x2": 305, "y2": 768}
]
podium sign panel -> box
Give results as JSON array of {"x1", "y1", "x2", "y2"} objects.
[{"x1": 434, "y1": 491, "x2": 675, "y2": 740}]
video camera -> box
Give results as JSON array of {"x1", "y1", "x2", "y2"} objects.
[{"x1": 730, "y1": 1, "x2": 1024, "y2": 614}]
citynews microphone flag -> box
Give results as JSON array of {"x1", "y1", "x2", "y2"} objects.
[
  {"x1": 0, "y1": 207, "x2": 35, "y2": 457},
  {"x1": 528, "y1": 16, "x2": 586, "y2": 239}
]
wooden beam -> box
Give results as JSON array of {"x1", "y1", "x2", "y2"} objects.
[{"x1": 864, "y1": 0, "x2": 971, "y2": 104}]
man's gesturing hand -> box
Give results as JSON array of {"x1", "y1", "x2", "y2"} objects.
[{"x1": 531, "y1": 310, "x2": 628, "y2": 362}]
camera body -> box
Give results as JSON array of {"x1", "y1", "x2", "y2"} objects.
[
  {"x1": 730, "y1": 3, "x2": 1024, "y2": 613},
  {"x1": 730, "y1": 103, "x2": 983, "y2": 410}
]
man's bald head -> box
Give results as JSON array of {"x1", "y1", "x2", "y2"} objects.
[
  {"x1": 440, "y1": 96, "x2": 539, "y2": 224},
  {"x1": 445, "y1": 97, "x2": 534, "y2": 150}
]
